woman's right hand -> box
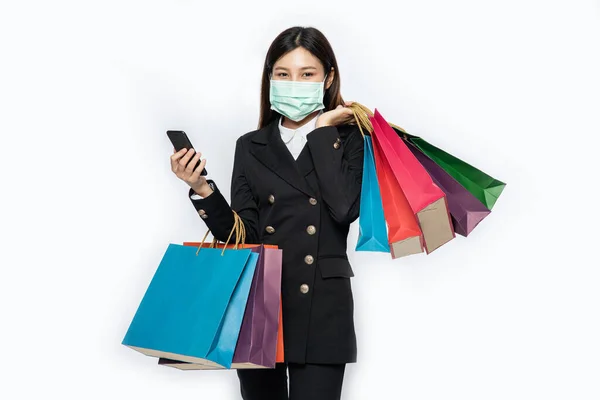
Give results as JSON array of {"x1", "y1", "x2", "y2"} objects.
[{"x1": 170, "y1": 148, "x2": 211, "y2": 196}]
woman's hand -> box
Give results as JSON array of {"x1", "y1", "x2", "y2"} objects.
[
  {"x1": 315, "y1": 101, "x2": 355, "y2": 128},
  {"x1": 170, "y1": 148, "x2": 212, "y2": 196}
]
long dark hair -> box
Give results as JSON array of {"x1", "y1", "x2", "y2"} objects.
[{"x1": 258, "y1": 27, "x2": 345, "y2": 129}]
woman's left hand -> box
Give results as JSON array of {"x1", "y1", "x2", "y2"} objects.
[{"x1": 316, "y1": 101, "x2": 355, "y2": 128}]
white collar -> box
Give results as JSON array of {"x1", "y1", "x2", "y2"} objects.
[{"x1": 278, "y1": 111, "x2": 323, "y2": 141}]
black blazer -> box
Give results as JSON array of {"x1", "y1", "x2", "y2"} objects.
[{"x1": 188, "y1": 118, "x2": 364, "y2": 364}]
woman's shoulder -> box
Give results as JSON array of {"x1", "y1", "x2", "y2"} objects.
[
  {"x1": 337, "y1": 122, "x2": 365, "y2": 141},
  {"x1": 236, "y1": 120, "x2": 276, "y2": 145}
]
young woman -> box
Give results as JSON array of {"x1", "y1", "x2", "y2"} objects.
[{"x1": 170, "y1": 26, "x2": 364, "y2": 400}]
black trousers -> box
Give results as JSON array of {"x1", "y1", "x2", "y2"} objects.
[{"x1": 237, "y1": 362, "x2": 346, "y2": 400}]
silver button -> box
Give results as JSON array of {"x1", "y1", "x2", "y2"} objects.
[
  {"x1": 268, "y1": 194, "x2": 275, "y2": 204},
  {"x1": 265, "y1": 226, "x2": 275, "y2": 234},
  {"x1": 198, "y1": 209, "x2": 206, "y2": 215},
  {"x1": 306, "y1": 225, "x2": 316, "y2": 235},
  {"x1": 333, "y1": 142, "x2": 340, "y2": 149},
  {"x1": 201, "y1": 214, "x2": 208, "y2": 219},
  {"x1": 300, "y1": 284, "x2": 309, "y2": 294},
  {"x1": 304, "y1": 255, "x2": 314, "y2": 265},
  {"x1": 309, "y1": 198, "x2": 317, "y2": 206}
]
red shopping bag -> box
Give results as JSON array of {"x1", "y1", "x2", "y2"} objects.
[
  {"x1": 371, "y1": 120, "x2": 424, "y2": 258},
  {"x1": 371, "y1": 110, "x2": 455, "y2": 253}
]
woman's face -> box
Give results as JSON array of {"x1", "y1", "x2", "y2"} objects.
[{"x1": 272, "y1": 47, "x2": 334, "y2": 89}]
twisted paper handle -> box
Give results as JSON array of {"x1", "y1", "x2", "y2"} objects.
[
  {"x1": 347, "y1": 102, "x2": 408, "y2": 138},
  {"x1": 196, "y1": 210, "x2": 246, "y2": 256}
]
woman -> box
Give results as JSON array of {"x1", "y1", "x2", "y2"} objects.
[{"x1": 170, "y1": 26, "x2": 364, "y2": 400}]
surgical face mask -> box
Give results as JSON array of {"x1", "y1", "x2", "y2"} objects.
[{"x1": 269, "y1": 76, "x2": 327, "y2": 122}]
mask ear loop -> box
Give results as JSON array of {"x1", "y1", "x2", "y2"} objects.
[{"x1": 323, "y1": 69, "x2": 332, "y2": 89}]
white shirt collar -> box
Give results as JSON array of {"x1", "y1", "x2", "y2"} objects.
[{"x1": 278, "y1": 111, "x2": 323, "y2": 141}]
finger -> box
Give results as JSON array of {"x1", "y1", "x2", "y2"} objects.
[
  {"x1": 342, "y1": 108, "x2": 355, "y2": 123},
  {"x1": 190, "y1": 158, "x2": 207, "y2": 181},
  {"x1": 336, "y1": 104, "x2": 343, "y2": 110},
  {"x1": 344, "y1": 101, "x2": 354, "y2": 106},
  {"x1": 171, "y1": 151, "x2": 184, "y2": 171},
  {"x1": 178, "y1": 148, "x2": 195, "y2": 167},
  {"x1": 338, "y1": 107, "x2": 354, "y2": 117},
  {"x1": 170, "y1": 147, "x2": 187, "y2": 162},
  {"x1": 185, "y1": 152, "x2": 202, "y2": 173}
]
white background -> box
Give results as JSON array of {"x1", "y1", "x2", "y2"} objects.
[{"x1": 1, "y1": 0, "x2": 599, "y2": 399}]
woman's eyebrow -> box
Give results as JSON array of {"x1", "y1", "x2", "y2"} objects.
[{"x1": 273, "y1": 66, "x2": 318, "y2": 70}]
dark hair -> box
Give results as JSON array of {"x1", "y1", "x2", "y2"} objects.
[{"x1": 258, "y1": 26, "x2": 345, "y2": 129}]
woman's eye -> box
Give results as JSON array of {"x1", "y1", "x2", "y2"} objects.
[
  {"x1": 303, "y1": 72, "x2": 314, "y2": 77},
  {"x1": 277, "y1": 73, "x2": 288, "y2": 77}
]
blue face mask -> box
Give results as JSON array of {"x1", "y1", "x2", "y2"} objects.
[{"x1": 269, "y1": 76, "x2": 327, "y2": 122}]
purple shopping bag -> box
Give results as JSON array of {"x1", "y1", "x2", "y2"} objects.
[
  {"x1": 404, "y1": 139, "x2": 491, "y2": 236},
  {"x1": 159, "y1": 245, "x2": 283, "y2": 370},
  {"x1": 231, "y1": 245, "x2": 282, "y2": 368}
]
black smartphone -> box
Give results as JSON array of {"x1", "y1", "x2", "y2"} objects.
[{"x1": 167, "y1": 130, "x2": 207, "y2": 176}]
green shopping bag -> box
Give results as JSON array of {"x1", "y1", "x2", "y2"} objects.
[{"x1": 397, "y1": 130, "x2": 506, "y2": 210}]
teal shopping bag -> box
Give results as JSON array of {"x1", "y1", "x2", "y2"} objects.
[
  {"x1": 122, "y1": 243, "x2": 259, "y2": 369},
  {"x1": 204, "y1": 247, "x2": 259, "y2": 368},
  {"x1": 356, "y1": 136, "x2": 390, "y2": 252}
]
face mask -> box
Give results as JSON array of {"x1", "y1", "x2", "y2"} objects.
[{"x1": 269, "y1": 76, "x2": 327, "y2": 122}]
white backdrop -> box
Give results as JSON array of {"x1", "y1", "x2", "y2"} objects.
[{"x1": 1, "y1": 0, "x2": 599, "y2": 399}]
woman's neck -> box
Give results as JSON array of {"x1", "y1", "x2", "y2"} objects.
[{"x1": 281, "y1": 110, "x2": 321, "y2": 130}]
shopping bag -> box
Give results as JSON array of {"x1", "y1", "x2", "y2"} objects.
[
  {"x1": 182, "y1": 242, "x2": 279, "y2": 250},
  {"x1": 403, "y1": 138, "x2": 491, "y2": 236},
  {"x1": 355, "y1": 135, "x2": 390, "y2": 253},
  {"x1": 370, "y1": 117, "x2": 424, "y2": 258},
  {"x1": 276, "y1": 299, "x2": 284, "y2": 363},
  {"x1": 233, "y1": 245, "x2": 282, "y2": 368},
  {"x1": 397, "y1": 130, "x2": 506, "y2": 210},
  {"x1": 371, "y1": 110, "x2": 455, "y2": 253},
  {"x1": 185, "y1": 240, "x2": 284, "y2": 364},
  {"x1": 159, "y1": 299, "x2": 284, "y2": 370},
  {"x1": 159, "y1": 244, "x2": 285, "y2": 370},
  {"x1": 122, "y1": 244, "x2": 259, "y2": 369}
]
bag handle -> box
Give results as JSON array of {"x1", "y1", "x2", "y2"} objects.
[
  {"x1": 195, "y1": 210, "x2": 246, "y2": 256},
  {"x1": 347, "y1": 102, "x2": 408, "y2": 138}
]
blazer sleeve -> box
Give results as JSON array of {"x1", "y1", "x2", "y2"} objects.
[
  {"x1": 306, "y1": 124, "x2": 364, "y2": 225},
  {"x1": 188, "y1": 137, "x2": 260, "y2": 244}
]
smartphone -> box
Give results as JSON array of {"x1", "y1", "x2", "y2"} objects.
[{"x1": 167, "y1": 130, "x2": 207, "y2": 176}]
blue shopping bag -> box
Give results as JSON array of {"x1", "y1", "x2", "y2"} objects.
[
  {"x1": 122, "y1": 243, "x2": 259, "y2": 369},
  {"x1": 355, "y1": 136, "x2": 390, "y2": 252},
  {"x1": 204, "y1": 247, "x2": 259, "y2": 368}
]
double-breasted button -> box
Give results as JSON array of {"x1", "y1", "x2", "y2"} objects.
[
  {"x1": 201, "y1": 214, "x2": 208, "y2": 219},
  {"x1": 309, "y1": 198, "x2": 317, "y2": 206},
  {"x1": 304, "y1": 255, "x2": 314, "y2": 265},
  {"x1": 198, "y1": 209, "x2": 206, "y2": 215},
  {"x1": 333, "y1": 138, "x2": 341, "y2": 149},
  {"x1": 265, "y1": 226, "x2": 275, "y2": 234},
  {"x1": 300, "y1": 284, "x2": 309, "y2": 294},
  {"x1": 306, "y1": 225, "x2": 316, "y2": 235},
  {"x1": 268, "y1": 194, "x2": 275, "y2": 204}
]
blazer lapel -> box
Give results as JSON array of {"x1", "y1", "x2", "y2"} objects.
[
  {"x1": 250, "y1": 120, "x2": 316, "y2": 197},
  {"x1": 296, "y1": 144, "x2": 315, "y2": 177}
]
